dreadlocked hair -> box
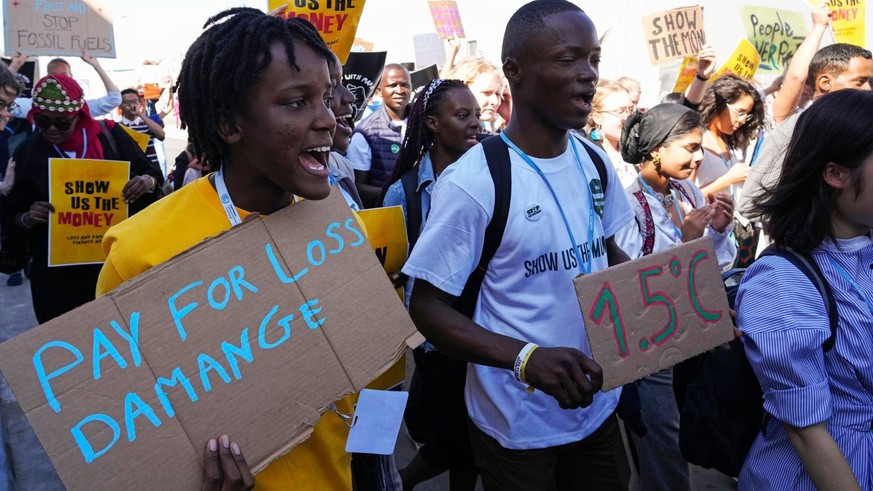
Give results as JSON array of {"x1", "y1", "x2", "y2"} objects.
[
  {"x1": 382, "y1": 79, "x2": 467, "y2": 197},
  {"x1": 177, "y1": 7, "x2": 333, "y2": 171}
]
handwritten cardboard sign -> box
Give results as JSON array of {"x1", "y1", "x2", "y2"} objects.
[
  {"x1": 0, "y1": 191, "x2": 418, "y2": 490},
  {"x1": 270, "y1": 0, "x2": 366, "y2": 64},
  {"x1": 811, "y1": 0, "x2": 866, "y2": 47},
  {"x1": 713, "y1": 38, "x2": 761, "y2": 81},
  {"x1": 575, "y1": 238, "x2": 735, "y2": 391},
  {"x1": 413, "y1": 32, "x2": 446, "y2": 75},
  {"x1": 740, "y1": 5, "x2": 807, "y2": 73},
  {"x1": 641, "y1": 6, "x2": 706, "y2": 65},
  {"x1": 4, "y1": 0, "x2": 115, "y2": 57},
  {"x1": 48, "y1": 159, "x2": 129, "y2": 267},
  {"x1": 428, "y1": 0, "x2": 465, "y2": 39}
]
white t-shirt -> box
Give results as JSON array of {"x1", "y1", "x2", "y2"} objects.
[{"x1": 403, "y1": 136, "x2": 635, "y2": 450}]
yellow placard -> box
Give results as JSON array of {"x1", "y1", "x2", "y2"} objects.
[
  {"x1": 355, "y1": 205, "x2": 408, "y2": 274},
  {"x1": 672, "y1": 56, "x2": 699, "y2": 94},
  {"x1": 48, "y1": 159, "x2": 130, "y2": 266},
  {"x1": 713, "y1": 38, "x2": 761, "y2": 81},
  {"x1": 269, "y1": 0, "x2": 366, "y2": 64},
  {"x1": 120, "y1": 124, "x2": 150, "y2": 152},
  {"x1": 810, "y1": 0, "x2": 866, "y2": 47}
]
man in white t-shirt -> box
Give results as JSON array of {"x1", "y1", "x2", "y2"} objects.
[{"x1": 402, "y1": 2, "x2": 634, "y2": 489}]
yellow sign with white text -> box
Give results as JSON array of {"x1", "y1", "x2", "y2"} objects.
[
  {"x1": 269, "y1": 0, "x2": 366, "y2": 64},
  {"x1": 810, "y1": 0, "x2": 866, "y2": 48},
  {"x1": 48, "y1": 159, "x2": 129, "y2": 266},
  {"x1": 713, "y1": 38, "x2": 761, "y2": 81}
]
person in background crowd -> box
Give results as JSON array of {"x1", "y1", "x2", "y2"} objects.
[
  {"x1": 403, "y1": 2, "x2": 634, "y2": 489},
  {"x1": 617, "y1": 76, "x2": 641, "y2": 110},
  {"x1": 691, "y1": 74, "x2": 764, "y2": 197},
  {"x1": 119, "y1": 88, "x2": 166, "y2": 169},
  {"x1": 348, "y1": 63, "x2": 412, "y2": 207},
  {"x1": 737, "y1": 88, "x2": 873, "y2": 491},
  {"x1": 5, "y1": 74, "x2": 162, "y2": 323},
  {"x1": 615, "y1": 103, "x2": 735, "y2": 491},
  {"x1": 97, "y1": 8, "x2": 359, "y2": 489},
  {"x1": 8, "y1": 52, "x2": 121, "y2": 118},
  {"x1": 585, "y1": 79, "x2": 637, "y2": 186},
  {"x1": 740, "y1": 43, "x2": 873, "y2": 221},
  {"x1": 0, "y1": 62, "x2": 23, "y2": 286},
  {"x1": 327, "y1": 51, "x2": 364, "y2": 211},
  {"x1": 382, "y1": 78, "x2": 482, "y2": 490},
  {"x1": 449, "y1": 57, "x2": 503, "y2": 134}
]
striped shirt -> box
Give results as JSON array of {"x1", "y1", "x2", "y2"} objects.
[
  {"x1": 736, "y1": 234, "x2": 873, "y2": 490},
  {"x1": 120, "y1": 116, "x2": 161, "y2": 167}
]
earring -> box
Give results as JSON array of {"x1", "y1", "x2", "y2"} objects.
[
  {"x1": 590, "y1": 127, "x2": 603, "y2": 141},
  {"x1": 652, "y1": 153, "x2": 662, "y2": 175}
]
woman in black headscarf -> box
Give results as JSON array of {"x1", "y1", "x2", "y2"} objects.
[{"x1": 612, "y1": 103, "x2": 736, "y2": 491}]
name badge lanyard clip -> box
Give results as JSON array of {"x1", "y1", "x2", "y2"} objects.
[{"x1": 500, "y1": 133, "x2": 595, "y2": 275}]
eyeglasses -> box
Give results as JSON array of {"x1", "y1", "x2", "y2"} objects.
[
  {"x1": 599, "y1": 106, "x2": 634, "y2": 118},
  {"x1": 726, "y1": 104, "x2": 753, "y2": 123},
  {"x1": 0, "y1": 101, "x2": 19, "y2": 113},
  {"x1": 33, "y1": 113, "x2": 76, "y2": 131}
]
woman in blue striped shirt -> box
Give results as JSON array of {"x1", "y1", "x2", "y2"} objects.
[{"x1": 736, "y1": 89, "x2": 873, "y2": 490}]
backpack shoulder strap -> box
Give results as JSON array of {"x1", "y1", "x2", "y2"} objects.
[
  {"x1": 98, "y1": 120, "x2": 120, "y2": 157},
  {"x1": 759, "y1": 244, "x2": 839, "y2": 352},
  {"x1": 400, "y1": 168, "x2": 422, "y2": 253},
  {"x1": 572, "y1": 133, "x2": 609, "y2": 194},
  {"x1": 453, "y1": 135, "x2": 511, "y2": 317}
]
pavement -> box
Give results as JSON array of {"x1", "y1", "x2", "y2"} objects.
[{"x1": 0, "y1": 119, "x2": 737, "y2": 490}]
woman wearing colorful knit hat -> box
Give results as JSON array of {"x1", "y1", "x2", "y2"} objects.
[{"x1": 4, "y1": 73, "x2": 163, "y2": 323}]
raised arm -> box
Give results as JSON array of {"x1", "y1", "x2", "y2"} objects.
[
  {"x1": 771, "y1": 3, "x2": 831, "y2": 124},
  {"x1": 684, "y1": 44, "x2": 717, "y2": 106}
]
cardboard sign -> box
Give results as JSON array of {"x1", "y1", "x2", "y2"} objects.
[
  {"x1": 427, "y1": 0, "x2": 465, "y2": 40},
  {"x1": 0, "y1": 191, "x2": 418, "y2": 490},
  {"x1": 119, "y1": 125, "x2": 149, "y2": 153},
  {"x1": 48, "y1": 159, "x2": 129, "y2": 267},
  {"x1": 575, "y1": 238, "x2": 735, "y2": 391},
  {"x1": 713, "y1": 38, "x2": 761, "y2": 81},
  {"x1": 270, "y1": 0, "x2": 366, "y2": 64},
  {"x1": 343, "y1": 50, "x2": 387, "y2": 122},
  {"x1": 4, "y1": 0, "x2": 115, "y2": 57},
  {"x1": 641, "y1": 6, "x2": 706, "y2": 65},
  {"x1": 413, "y1": 32, "x2": 446, "y2": 75},
  {"x1": 352, "y1": 37, "x2": 374, "y2": 52},
  {"x1": 739, "y1": 5, "x2": 807, "y2": 73},
  {"x1": 355, "y1": 205, "x2": 407, "y2": 274},
  {"x1": 811, "y1": 0, "x2": 866, "y2": 47},
  {"x1": 671, "y1": 56, "x2": 699, "y2": 94}
]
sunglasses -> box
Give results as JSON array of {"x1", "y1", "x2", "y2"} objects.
[{"x1": 33, "y1": 113, "x2": 76, "y2": 131}]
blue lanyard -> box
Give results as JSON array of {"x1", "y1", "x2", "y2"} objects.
[
  {"x1": 500, "y1": 132, "x2": 595, "y2": 274},
  {"x1": 215, "y1": 167, "x2": 243, "y2": 227},
  {"x1": 638, "y1": 176, "x2": 683, "y2": 240},
  {"x1": 53, "y1": 128, "x2": 87, "y2": 159},
  {"x1": 827, "y1": 255, "x2": 873, "y2": 316}
]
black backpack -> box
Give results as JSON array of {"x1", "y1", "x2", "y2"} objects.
[
  {"x1": 401, "y1": 133, "x2": 610, "y2": 316},
  {"x1": 673, "y1": 244, "x2": 838, "y2": 478}
]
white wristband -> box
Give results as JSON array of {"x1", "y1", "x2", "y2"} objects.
[{"x1": 513, "y1": 342, "x2": 539, "y2": 382}]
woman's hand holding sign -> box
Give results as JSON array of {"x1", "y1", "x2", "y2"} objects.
[{"x1": 202, "y1": 434, "x2": 255, "y2": 491}]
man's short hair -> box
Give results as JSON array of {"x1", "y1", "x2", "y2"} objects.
[
  {"x1": 808, "y1": 43, "x2": 872, "y2": 85},
  {"x1": 120, "y1": 88, "x2": 138, "y2": 98},
  {"x1": 501, "y1": 0, "x2": 583, "y2": 62}
]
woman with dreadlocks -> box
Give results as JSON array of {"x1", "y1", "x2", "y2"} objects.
[
  {"x1": 381, "y1": 78, "x2": 481, "y2": 491},
  {"x1": 96, "y1": 8, "x2": 350, "y2": 490}
]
